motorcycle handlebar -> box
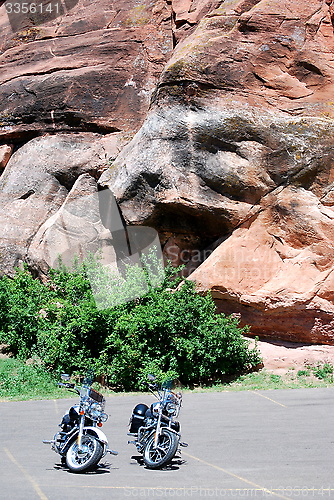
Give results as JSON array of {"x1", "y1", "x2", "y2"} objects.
[
  {"x1": 58, "y1": 382, "x2": 76, "y2": 389},
  {"x1": 149, "y1": 383, "x2": 158, "y2": 390},
  {"x1": 144, "y1": 381, "x2": 158, "y2": 389}
]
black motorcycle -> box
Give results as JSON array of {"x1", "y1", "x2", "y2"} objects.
[
  {"x1": 128, "y1": 375, "x2": 188, "y2": 469},
  {"x1": 43, "y1": 373, "x2": 118, "y2": 473}
]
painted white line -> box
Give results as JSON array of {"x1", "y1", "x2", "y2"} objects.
[
  {"x1": 251, "y1": 390, "x2": 287, "y2": 407},
  {"x1": 4, "y1": 447, "x2": 48, "y2": 500},
  {"x1": 183, "y1": 451, "x2": 292, "y2": 500}
]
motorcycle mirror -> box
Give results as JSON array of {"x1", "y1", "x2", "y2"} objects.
[
  {"x1": 147, "y1": 374, "x2": 156, "y2": 382},
  {"x1": 61, "y1": 373, "x2": 70, "y2": 381}
]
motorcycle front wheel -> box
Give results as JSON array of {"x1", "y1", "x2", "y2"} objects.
[
  {"x1": 143, "y1": 428, "x2": 179, "y2": 469},
  {"x1": 66, "y1": 435, "x2": 103, "y2": 473}
]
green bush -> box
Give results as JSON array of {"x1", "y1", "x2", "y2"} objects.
[
  {"x1": 311, "y1": 363, "x2": 333, "y2": 381},
  {"x1": 0, "y1": 258, "x2": 261, "y2": 390},
  {"x1": 0, "y1": 268, "x2": 50, "y2": 359}
]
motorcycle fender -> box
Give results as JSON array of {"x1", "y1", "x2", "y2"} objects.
[
  {"x1": 84, "y1": 426, "x2": 108, "y2": 445},
  {"x1": 61, "y1": 427, "x2": 108, "y2": 455},
  {"x1": 149, "y1": 427, "x2": 180, "y2": 441},
  {"x1": 158, "y1": 427, "x2": 181, "y2": 451},
  {"x1": 167, "y1": 428, "x2": 180, "y2": 436},
  {"x1": 161, "y1": 427, "x2": 181, "y2": 440}
]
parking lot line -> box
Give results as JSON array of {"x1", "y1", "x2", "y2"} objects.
[
  {"x1": 53, "y1": 399, "x2": 60, "y2": 415},
  {"x1": 182, "y1": 451, "x2": 291, "y2": 500},
  {"x1": 4, "y1": 447, "x2": 49, "y2": 500},
  {"x1": 250, "y1": 391, "x2": 287, "y2": 407}
]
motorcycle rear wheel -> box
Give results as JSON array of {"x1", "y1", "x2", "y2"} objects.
[
  {"x1": 66, "y1": 435, "x2": 103, "y2": 473},
  {"x1": 143, "y1": 428, "x2": 179, "y2": 469}
]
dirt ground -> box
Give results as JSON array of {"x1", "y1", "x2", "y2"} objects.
[{"x1": 252, "y1": 337, "x2": 334, "y2": 374}]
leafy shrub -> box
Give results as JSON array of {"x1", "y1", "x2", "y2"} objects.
[
  {"x1": 311, "y1": 363, "x2": 333, "y2": 381},
  {"x1": 0, "y1": 258, "x2": 261, "y2": 390},
  {"x1": 0, "y1": 268, "x2": 50, "y2": 359}
]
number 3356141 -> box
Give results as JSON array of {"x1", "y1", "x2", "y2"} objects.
[{"x1": 5, "y1": 2, "x2": 60, "y2": 14}]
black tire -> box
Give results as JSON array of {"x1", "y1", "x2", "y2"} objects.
[
  {"x1": 65, "y1": 435, "x2": 103, "y2": 473},
  {"x1": 143, "y1": 428, "x2": 179, "y2": 469}
]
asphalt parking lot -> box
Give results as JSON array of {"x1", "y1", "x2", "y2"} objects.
[{"x1": 1, "y1": 388, "x2": 334, "y2": 499}]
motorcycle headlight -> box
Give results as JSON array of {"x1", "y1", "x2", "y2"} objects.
[
  {"x1": 89, "y1": 402, "x2": 104, "y2": 419},
  {"x1": 166, "y1": 402, "x2": 177, "y2": 416},
  {"x1": 80, "y1": 401, "x2": 90, "y2": 413},
  {"x1": 100, "y1": 412, "x2": 108, "y2": 422},
  {"x1": 91, "y1": 402, "x2": 103, "y2": 412}
]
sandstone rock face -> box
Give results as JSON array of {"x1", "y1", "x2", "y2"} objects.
[
  {"x1": 0, "y1": 144, "x2": 13, "y2": 170},
  {"x1": 2, "y1": 0, "x2": 334, "y2": 344},
  {"x1": 101, "y1": 0, "x2": 334, "y2": 344},
  {"x1": 0, "y1": 0, "x2": 173, "y2": 140},
  {"x1": 0, "y1": 133, "x2": 122, "y2": 274},
  {"x1": 27, "y1": 173, "x2": 116, "y2": 275},
  {"x1": 162, "y1": 0, "x2": 334, "y2": 117},
  {"x1": 190, "y1": 186, "x2": 334, "y2": 343}
]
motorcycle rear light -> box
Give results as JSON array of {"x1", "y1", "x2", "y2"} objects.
[{"x1": 79, "y1": 410, "x2": 84, "y2": 415}]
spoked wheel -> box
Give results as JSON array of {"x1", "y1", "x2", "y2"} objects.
[
  {"x1": 143, "y1": 429, "x2": 179, "y2": 469},
  {"x1": 66, "y1": 435, "x2": 103, "y2": 473}
]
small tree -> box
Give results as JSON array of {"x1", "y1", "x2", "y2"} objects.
[{"x1": 0, "y1": 258, "x2": 261, "y2": 389}]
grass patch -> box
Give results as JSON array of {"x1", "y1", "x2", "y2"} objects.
[
  {"x1": 188, "y1": 365, "x2": 334, "y2": 392},
  {"x1": 0, "y1": 357, "x2": 65, "y2": 401},
  {"x1": 0, "y1": 357, "x2": 136, "y2": 401},
  {"x1": 2, "y1": 357, "x2": 334, "y2": 402}
]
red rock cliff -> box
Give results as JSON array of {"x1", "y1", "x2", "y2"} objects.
[{"x1": 2, "y1": 0, "x2": 334, "y2": 344}]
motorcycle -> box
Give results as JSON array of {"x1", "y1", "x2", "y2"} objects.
[
  {"x1": 43, "y1": 373, "x2": 118, "y2": 473},
  {"x1": 128, "y1": 374, "x2": 188, "y2": 469}
]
